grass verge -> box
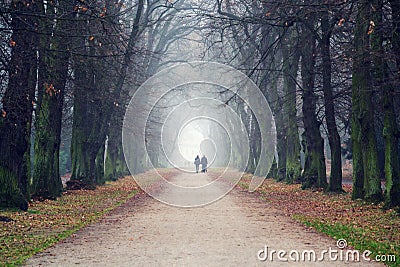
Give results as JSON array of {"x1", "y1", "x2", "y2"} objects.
[
  {"x1": 0, "y1": 175, "x2": 142, "y2": 266},
  {"x1": 238, "y1": 173, "x2": 399, "y2": 267}
]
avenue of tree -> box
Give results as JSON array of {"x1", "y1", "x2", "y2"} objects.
[{"x1": 0, "y1": 0, "x2": 399, "y2": 210}]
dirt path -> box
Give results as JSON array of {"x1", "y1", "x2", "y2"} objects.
[{"x1": 25, "y1": 173, "x2": 382, "y2": 266}]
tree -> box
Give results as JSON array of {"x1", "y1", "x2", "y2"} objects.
[
  {"x1": 0, "y1": 0, "x2": 38, "y2": 210},
  {"x1": 300, "y1": 19, "x2": 327, "y2": 189},
  {"x1": 33, "y1": 0, "x2": 73, "y2": 199},
  {"x1": 351, "y1": 0, "x2": 383, "y2": 202},
  {"x1": 320, "y1": 9, "x2": 343, "y2": 192},
  {"x1": 382, "y1": 0, "x2": 400, "y2": 208},
  {"x1": 281, "y1": 27, "x2": 302, "y2": 184},
  {"x1": 69, "y1": 0, "x2": 146, "y2": 187}
]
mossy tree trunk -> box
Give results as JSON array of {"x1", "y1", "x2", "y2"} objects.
[
  {"x1": 300, "y1": 23, "x2": 328, "y2": 190},
  {"x1": 95, "y1": 144, "x2": 105, "y2": 185},
  {"x1": 70, "y1": 33, "x2": 92, "y2": 185},
  {"x1": 33, "y1": 0, "x2": 71, "y2": 199},
  {"x1": 259, "y1": 21, "x2": 286, "y2": 181},
  {"x1": 102, "y1": 0, "x2": 145, "y2": 180},
  {"x1": 249, "y1": 116, "x2": 261, "y2": 174},
  {"x1": 382, "y1": 76, "x2": 400, "y2": 208},
  {"x1": 382, "y1": 0, "x2": 400, "y2": 208},
  {"x1": 68, "y1": 0, "x2": 132, "y2": 187},
  {"x1": 105, "y1": 112, "x2": 126, "y2": 181},
  {"x1": 70, "y1": 28, "x2": 108, "y2": 186},
  {"x1": 264, "y1": 75, "x2": 286, "y2": 181},
  {"x1": 351, "y1": 0, "x2": 383, "y2": 202},
  {"x1": 70, "y1": 109, "x2": 107, "y2": 187},
  {"x1": 70, "y1": 64, "x2": 110, "y2": 187},
  {"x1": 321, "y1": 11, "x2": 343, "y2": 192},
  {"x1": 281, "y1": 29, "x2": 302, "y2": 184},
  {"x1": 239, "y1": 104, "x2": 255, "y2": 173},
  {"x1": 268, "y1": 63, "x2": 287, "y2": 181},
  {"x1": 0, "y1": 0, "x2": 38, "y2": 210},
  {"x1": 229, "y1": 104, "x2": 246, "y2": 169},
  {"x1": 105, "y1": 135, "x2": 118, "y2": 182},
  {"x1": 116, "y1": 144, "x2": 129, "y2": 177}
]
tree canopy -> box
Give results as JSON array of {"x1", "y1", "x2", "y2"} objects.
[{"x1": 0, "y1": 0, "x2": 399, "y2": 210}]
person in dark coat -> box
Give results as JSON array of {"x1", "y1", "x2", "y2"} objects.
[
  {"x1": 201, "y1": 155, "x2": 208, "y2": 173},
  {"x1": 194, "y1": 155, "x2": 200, "y2": 173}
]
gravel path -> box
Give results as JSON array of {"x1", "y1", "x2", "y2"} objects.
[{"x1": 25, "y1": 173, "x2": 382, "y2": 266}]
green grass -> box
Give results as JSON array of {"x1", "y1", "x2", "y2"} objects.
[
  {"x1": 0, "y1": 169, "x2": 181, "y2": 266},
  {"x1": 294, "y1": 215, "x2": 398, "y2": 266},
  {"x1": 236, "y1": 173, "x2": 400, "y2": 267},
  {"x1": 0, "y1": 176, "x2": 140, "y2": 266}
]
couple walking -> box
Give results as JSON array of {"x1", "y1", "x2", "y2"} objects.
[{"x1": 194, "y1": 155, "x2": 207, "y2": 173}]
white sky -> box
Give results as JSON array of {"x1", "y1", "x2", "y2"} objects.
[{"x1": 178, "y1": 121, "x2": 205, "y2": 161}]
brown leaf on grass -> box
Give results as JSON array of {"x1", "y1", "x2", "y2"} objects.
[
  {"x1": 235, "y1": 174, "x2": 400, "y2": 260},
  {"x1": 0, "y1": 173, "x2": 158, "y2": 265}
]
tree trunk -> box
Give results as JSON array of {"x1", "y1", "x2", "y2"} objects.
[
  {"x1": 70, "y1": 13, "x2": 112, "y2": 187},
  {"x1": 70, "y1": 63, "x2": 107, "y2": 186},
  {"x1": 33, "y1": 0, "x2": 71, "y2": 198},
  {"x1": 321, "y1": 11, "x2": 343, "y2": 192},
  {"x1": 95, "y1": 144, "x2": 105, "y2": 185},
  {"x1": 0, "y1": 0, "x2": 38, "y2": 210},
  {"x1": 70, "y1": 36, "x2": 101, "y2": 186},
  {"x1": 300, "y1": 24, "x2": 328, "y2": 190},
  {"x1": 382, "y1": 0, "x2": 400, "y2": 208},
  {"x1": 351, "y1": 0, "x2": 383, "y2": 202},
  {"x1": 383, "y1": 76, "x2": 400, "y2": 208},
  {"x1": 264, "y1": 71, "x2": 285, "y2": 181},
  {"x1": 94, "y1": 0, "x2": 145, "y2": 182},
  {"x1": 259, "y1": 22, "x2": 285, "y2": 181},
  {"x1": 269, "y1": 61, "x2": 287, "y2": 181},
  {"x1": 105, "y1": 137, "x2": 118, "y2": 181},
  {"x1": 105, "y1": 115, "x2": 125, "y2": 181},
  {"x1": 281, "y1": 31, "x2": 302, "y2": 184}
]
